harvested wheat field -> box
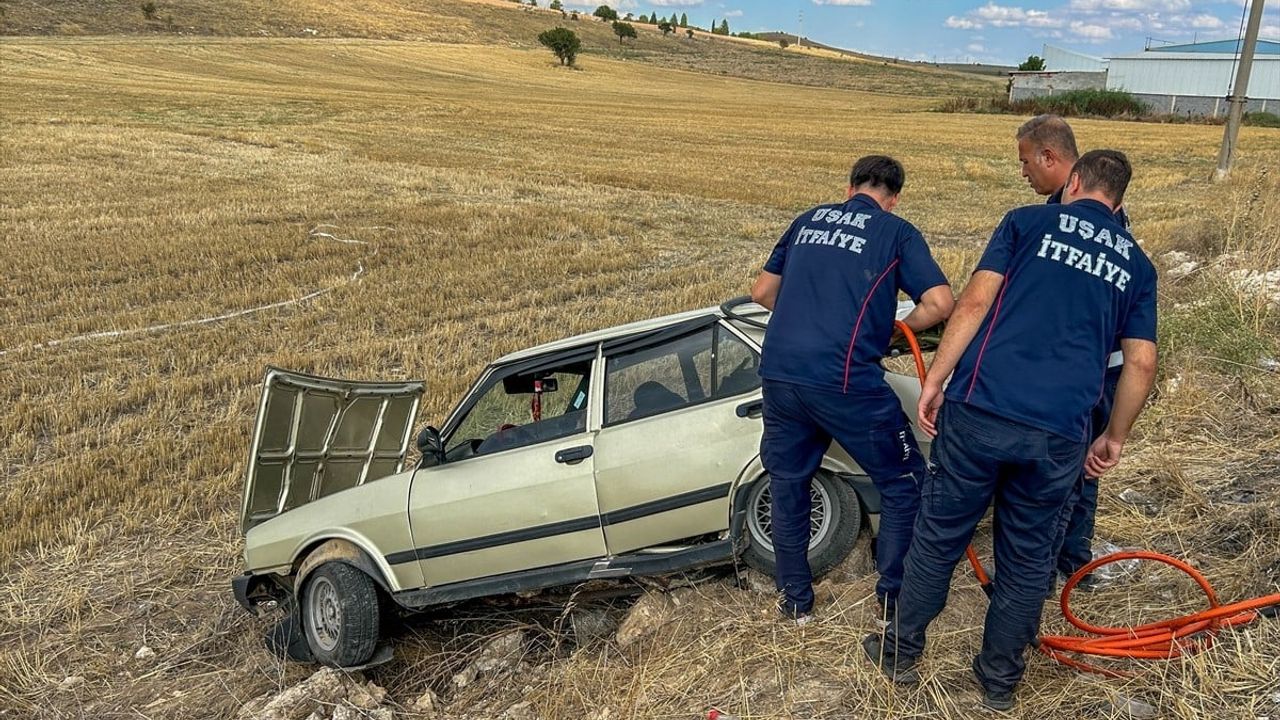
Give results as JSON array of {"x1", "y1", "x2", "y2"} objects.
[{"x1": 2, "y1": 3, "x2": 1280, "y2": 718}]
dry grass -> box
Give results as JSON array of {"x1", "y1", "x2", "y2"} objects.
[{"x1": 1, "y1": 18, "x2": 1279, "y2": 720}]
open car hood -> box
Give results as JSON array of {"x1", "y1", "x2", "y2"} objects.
[{"x1": 242, "y1": 367, "x2": 424, "y2": 533}]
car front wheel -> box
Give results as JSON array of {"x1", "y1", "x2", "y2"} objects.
[
  {"x1": 301, "y1": 563, "x2": 381, "y2": 667},
  {"x1": 741, "y1": 471, "x2": 862, "y2": 579}
]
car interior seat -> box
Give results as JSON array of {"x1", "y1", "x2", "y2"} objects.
[{"x1": 629, "y1": 381, "x2": 685, "y2": 420}]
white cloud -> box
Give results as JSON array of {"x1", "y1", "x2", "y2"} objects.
[
  {"x1": 967, "y1": 42, "x2": 987, "y2": 51},
  {"x1": 648, "y1": 0, "x2": 703, "y2": 5},
  {"x1": 945, "y1": 15, "x2": 983, "y2": 29},
  {"x1": 812, "y1": 0, "x2": 873, "y2": 5},
  {"x1": 943, "y1": 0, "x2": 1234, "y2": 42},
  {"x1": 723, "y1": 9, "x2": 743, "y2": 17},
  {"x1": 1069, "y1": 0, "x2": 1189, "y2": 12},
  {"x1": 1069, "y1": 20, "x2": 1113, "y2": 40}
]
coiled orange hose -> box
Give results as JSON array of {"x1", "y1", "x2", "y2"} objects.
[{"x1": 893, "y1": 320, "x2": 1280, "y2": 676}]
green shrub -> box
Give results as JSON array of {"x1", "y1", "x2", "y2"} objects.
[
  {"x1": 1012, "y1": 89, "x2": 1147, "y2": 118},
  {"x1": 1244, "y1": 111, "x2": 1280, "y2": 128},
  {"x1": 939, "y1": 89, "x2": 1147, "y2": 119},
  {"x1": 141, "y1": 1, "x2": 158, "y2": 20}
]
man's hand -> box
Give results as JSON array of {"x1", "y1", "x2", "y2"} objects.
[
  {"x1": 750, "y1": 271, "x2": 782, "y2": 311},
  {"x1": 1085, "y1": 434, "x2": 1124, "y2": 477},
  {"x1": 917, "y1": 382, "x2": 944, "y2": 437}
]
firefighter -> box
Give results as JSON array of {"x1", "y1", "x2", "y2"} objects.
[
  {"x1": 750, "y1": 155, "x2": 954, "y2": 623},
  {"x1": 863, "y1": 150, "x2": 1158, "y2": 711},
  {"x1": 1017, "y1": 114, "x2": 1128, "y2": 591}
]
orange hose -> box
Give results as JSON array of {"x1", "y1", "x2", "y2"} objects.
[
  {"x1": 895, "y1": 320, "x2": 993, "y2": 591},
  {"x1": 891, "y1": 321, "x2": 1280, "y2": 676}
]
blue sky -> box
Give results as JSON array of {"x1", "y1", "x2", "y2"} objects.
[{"x1": 563, "y1": 1, "x2": 1280, "y2": 65}]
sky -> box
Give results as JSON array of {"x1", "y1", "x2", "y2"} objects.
[{"x1": 559, "y1": 0, "x2": 1280, "y2": 66}]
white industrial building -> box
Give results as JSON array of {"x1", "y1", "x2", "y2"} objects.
[
  {"x1": 1107, "y1": 39, "x2": 1280, "y2": 115},
  {"x1": 1009, "y1": 39, "x2": 1280, "y2": 117}
]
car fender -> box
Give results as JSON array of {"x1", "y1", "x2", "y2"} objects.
[{"x1": 294, "y1": 537, "x2": 392, "y2": 596}]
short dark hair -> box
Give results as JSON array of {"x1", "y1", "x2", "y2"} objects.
[
  {"x1": 1070, "y1": 149, "x2": 1132, "y2": 205},
  {"x1": 849, "y1": 155, "x2": 905, "y2": 195},
  {"x1": 1016, "y1": 114, "x2": 1079, "y2": 161}
]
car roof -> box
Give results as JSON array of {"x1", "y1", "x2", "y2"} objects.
[
  {"x1": 492, "y1": 304, "x2": 736, "y2": 366},
  {"x1": 490, "y1": 299, "x2": 918, "y2": 367}
]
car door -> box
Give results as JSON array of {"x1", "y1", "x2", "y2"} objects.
[
  {"x1": 242, "y1": 367, "x2": 424, "y2": 533},
  {"x1": 591, "y1": 318, "x2": 764, "y2": 554},
  {"x1": 404, "y1": 347, "x2": 608, "y2": 588}
]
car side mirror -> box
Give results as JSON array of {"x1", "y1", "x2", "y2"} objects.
[{"x1": 416, "y1": 426, "x2": 444, "y2": 463}]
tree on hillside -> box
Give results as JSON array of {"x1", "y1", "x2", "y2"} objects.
[
  {"x1": 593, "y1": 5, "x2": 617, "y2": 21},
  {"x1": 549, "y1": 0, "x2": 562, "y2": 9},
  {"x1": 710, "y1": 18, "x2": 716, "y2": 33},
  {"x1": 717, "y1": 19, "x2": 730, "y2": 35},
  {"x1": 1018, "y1": 55, "x2": 1046, "y2": 71},
  {"x1": 680, "y1": 13, "x2": 687, "y2": 27},
  {"x1": 658, "y1": 20, "x2": 674, "y2": 35},
  {"x1": 612, "y1": 20, "x2": 637, "y2": 43},
  {"x1": 638, "y1": 14, "x2": 648, "y2": 23},
  {"x1": 624, "y1": 12, "x2": 633, "y2": 20},
  {"x1": 686, "y1": 28, "x2": 694, "y2": 39},
  {"x1": 141, "y1": 1, "x2": 158, "y2": 20},
  {"x1": 538, "y1": 27, "x2": 581, "y2": 66},
  {"x1": 779, "y1": 38, "x2": 790, "y2": 48}
]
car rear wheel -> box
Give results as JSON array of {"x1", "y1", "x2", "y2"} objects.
[
  {"x1": 301, "y1": 563, "x2": 381, "y2": 667},
  {"x1": 741, "y1": 471, "x2": 862, "y2": 579}
]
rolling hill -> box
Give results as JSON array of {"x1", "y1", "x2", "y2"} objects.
[{"x1": 0, "y1": 0, "x2": 1002, "y2": 97}]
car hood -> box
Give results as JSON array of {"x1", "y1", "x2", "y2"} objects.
[{"x1": 241, "y1": 367, "x2": 424, "y2": 534}]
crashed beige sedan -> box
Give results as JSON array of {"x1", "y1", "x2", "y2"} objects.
[{"x1": 234, "y1": 298, "x2": 932, "y2": 667}]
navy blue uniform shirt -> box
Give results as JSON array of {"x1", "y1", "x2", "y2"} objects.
[
  {"x1": 947, "y1": 199, "x2": 1157, "y2": 440},
  {"x1": 760, "y1": 193, "x2": 949, "y2": 393},
  {"x1": 1049, "y1": 187, "x2": 1131, "y2": 369},
  {"x1": 1049, "y1": 186, "x2": 1130, "y2": 230}
]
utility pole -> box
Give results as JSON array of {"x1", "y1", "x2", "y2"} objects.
[
  {"x1": 798, "y1": 10, "x2": 804, "y2": 49},
  {"x1": 1214, "y1": 0, "x2": 1266, "y2": 182}
]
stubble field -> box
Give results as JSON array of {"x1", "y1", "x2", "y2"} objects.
[{"x1": 2, "y1": 29, "x2": 1279, "y2": 720}]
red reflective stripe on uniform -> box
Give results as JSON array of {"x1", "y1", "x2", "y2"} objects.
[
  {"x1": 965, "y1": 277, "x2": 1011, "y2": 402},
  {"x1": 842, "y1": 259, "x2": 899, "y2": 394}
]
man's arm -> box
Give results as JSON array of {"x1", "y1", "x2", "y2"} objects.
[
  {"x1": 751, "y1": 271, "x2": 782, "y2": 311},
  {"x1": 1085, "y1": 338, "x2": 1157, "y2": 477},
  {"x1": 916, "y1": 270, "x2": 1004, "y2": 436},
  {"x1": 900, "y1": 285, "x2": 955, "y2": 332}
]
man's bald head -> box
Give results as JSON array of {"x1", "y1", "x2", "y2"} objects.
[{"x1": 1016, "y1": 115, "x2": 1080, "y2": 196}]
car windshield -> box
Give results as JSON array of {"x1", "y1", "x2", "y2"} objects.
[{"x1": 446, "y1": 360, "x2": 591, "y2": 459}]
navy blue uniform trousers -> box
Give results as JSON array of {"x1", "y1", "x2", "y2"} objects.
[
  {"x1": 1051, "y1": 370, "x2": 1120, "y2": 579},
  {"x1": 760, "y1": 378, "x2": 926, "y2": 615},
  {"x1": 885, "y1": 401, "x2": 1086, "y2": 694}
]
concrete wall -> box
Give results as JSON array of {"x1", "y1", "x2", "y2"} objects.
[
  {"x1": 1009, "y1": 71, "x2": 1107, "y2": 102},
  {"x1": 1130, "y1": 93, "x2": 1275, "y2": 118}
]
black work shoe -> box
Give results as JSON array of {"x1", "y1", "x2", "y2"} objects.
[
  {"x1": 861, "y1": 633, "x2": 920, "y2": 685},
  {"x1": 971, "y1": 657, "x2": 1015, "y2": 712},
  {"x1": 980, "y1": 689, "x2": 1014, "y2": 712}
]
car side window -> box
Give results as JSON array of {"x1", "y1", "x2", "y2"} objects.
[
  {"x1": 714, "y1": 325, "x2": 762, "y2": 398},
  {"x1": 446, "y1": 359, "x2": 592, "y2": 460},
  {"x1": 604, "y1": 324, "x2": 760, "y2": 426}
]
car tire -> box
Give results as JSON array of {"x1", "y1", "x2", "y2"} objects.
[
  {"x1": 741, "y1": 471, "x2": 863, "y2": 580},
  {"x1": 301, "y1": 563, "x2": 381, "y2": 667}
]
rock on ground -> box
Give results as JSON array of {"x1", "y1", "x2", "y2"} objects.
[
  {"x1": 453, "y1": 630, "x2": 527, "y2": 689},
  {"x1": 615, "y1": 591, "x2": 675, "y2": 648},
  {"x1": 236, "y1": 667, "x2": 393, "y2": 720}
]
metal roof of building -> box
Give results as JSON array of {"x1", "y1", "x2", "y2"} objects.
[{"x1": 1146, "y1": 39, "x2": 1280, "y2": 55}]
